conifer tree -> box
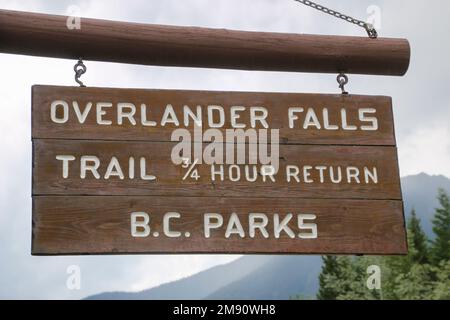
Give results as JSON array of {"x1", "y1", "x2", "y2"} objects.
[
  {"x1": 408, "y1": 209, "x2": 429, "y2": 264},
  {"x1": 383, "y1": 211, "x2": 429, "y2": 299},
  {"x1": 430, "y1": 189, "x2": 450, "y2": 264},
  {"x1": 431, "y1": 261, "x2": 450, "y2": 299},
  {"x1": 337, "y1": 256, "x2": 381, "y2": 300},
  {"x1": 317, "y1": 256, "x2": 340, "y2": 300},
  {"x1": 314, "y1": 189, "x2": 450, "y2": 300}
]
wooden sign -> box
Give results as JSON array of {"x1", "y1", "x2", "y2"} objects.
[{"x1": 31, "y1": 85, "x2": 407, "y2": 255}]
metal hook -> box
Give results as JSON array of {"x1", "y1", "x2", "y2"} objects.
[
  {"x1": 74, "y1": 58, "x2": 87, "y2": 87},
  {"x1": 337, "y1": 73, "x2": 349, "y2": 94},
  {"x1": 364, "y1": 23, "x2": 378, "y2": 39}
]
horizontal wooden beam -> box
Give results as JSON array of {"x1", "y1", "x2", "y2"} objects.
[{"x1": 0, "y1": 9, "x2": 410, "y2": 76}]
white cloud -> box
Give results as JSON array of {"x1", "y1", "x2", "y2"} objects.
[{"x1": 399, "y1": 120, "x2": 450, "y2": 178}]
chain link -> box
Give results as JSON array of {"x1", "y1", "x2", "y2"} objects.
[
  {"x1": 74, "y1": 58, "x2": 87, "y2": 87},
  {"x1": 293, "y1": 0, "x2": 378, "y2": 38},
  {"x1": 337, "y1": 73, "x2": 349, "y2": 94}
]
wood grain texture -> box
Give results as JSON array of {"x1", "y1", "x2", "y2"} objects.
[
  {"x1": 32, "y1": 85, "x2": 396, "y2": 146},
  {"x1": 30, "y1": 85, "x2": 406, "y2": 255},
  {"x1": 0, "y1": 9, "x2": 410, "y2": 75},
  {"x1": 32, "y1": 196, "x2": 407, "y2": 255},
  {"x1": 32, "y1": 139, "x2": 402, "y2": 200}
]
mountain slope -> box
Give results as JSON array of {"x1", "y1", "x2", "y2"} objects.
[
  {"x1": 87, "y1": 255, "x2": 271, "y2": 300},
  {"x1": 402, "y1": 173, "x2": 450, "y2": 237},
  {"x1": 86, "y1": 173, "x2": 450, "y2": 300},
  {"x1": 206, "y1": 256, "x2": 321, "y2": 300}
]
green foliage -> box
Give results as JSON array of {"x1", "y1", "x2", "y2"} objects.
[
  {"x1": 289, "y1": 294, "x2": 315, "y2": 300},
  {"x1": 409, "y1": 210, "x2": 429, "y2": 264},
  {"x1": 334, "y1": 256, "x2": 381, "y2": 300},
  {"x1": 389, "y1": 263, "x2": 435, "y2": 299},
  {"x1": 431, "y1": 261, "x2": 450, "y2": 300},
  {"x1": 430, "y1": 189, "x2": 450, "y2": 264},
  {"x1": 316, "y1": 189, "x2": 450, "y2": 300},
  {"x1": 317, "y1": 256, "x2": 340, "y2": 300}
]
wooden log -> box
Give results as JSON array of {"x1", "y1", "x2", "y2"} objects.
[{"x1": 0, "y1": 9, "x2": 410, "y2": 75}]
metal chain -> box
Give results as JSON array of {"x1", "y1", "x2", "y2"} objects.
[
  {"x1": 293, "y1": 0, "x2": 378, "y2": 38},
  {"x1": 337, "y1": 73, "x2": 349, "y2": 94},
  {"x1": 74, "y1": 58, "x2": 87, "y2": 87}
]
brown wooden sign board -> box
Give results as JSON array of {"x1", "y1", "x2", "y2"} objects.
[
  {"x1": 31, "y1": 85, "x2": 407, "y2": 255},
  {"x1": 32, "y1": 85, "x2": 396, "y2": 145}
]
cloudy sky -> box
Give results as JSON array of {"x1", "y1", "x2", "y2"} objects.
[{"x1": 0, "y1": 0, "x2": 449, "y2": 299}]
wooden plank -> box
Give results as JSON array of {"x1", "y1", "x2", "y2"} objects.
[
  {"x1": 32, "y1": 196, "x2": 407, "y2": 255},
  {"x1": 0, "y1": 9, "x2": 410, "y2": 75},
  {"x1": 30, "y1": 85, "x2": 406, "y2": 255},
  {"x1": 32, "y1": 139, "x2": 401, "y2": 200},
  {"x1": 32, "y1": 85, "x2": 396, "y2": 146}
]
